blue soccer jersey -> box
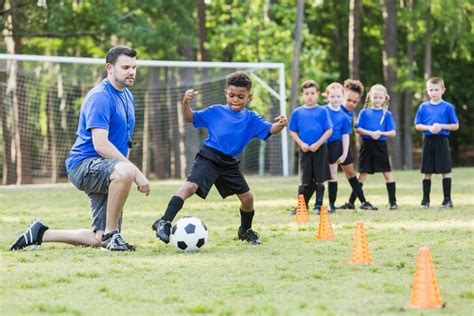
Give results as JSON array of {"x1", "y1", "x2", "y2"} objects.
[
  {"x1": 356, "y1": 108, "x2": 397, "y2": 141},
  {"x1": 288, "y1": 105, "x2": 333, "y2": 145},
  {"x1": 65, "y1": 79, "x2": 135, "y2": 172},
  {"x1": 341, "y1": 105, "x2": 354, "y2": 121},
  {"x1": 414, "y1": 100, "x2": 459, "y2": 136},
  {"x1": 193, "y1": 104, "x2": 272, "y2": 156},
  {"x1": 324, "y1": 105, "x2": 352, "y2": 143}
]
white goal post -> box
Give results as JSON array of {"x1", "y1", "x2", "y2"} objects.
[{"x1": 0, "y1": 54, "x2": 288, "y2": 184}]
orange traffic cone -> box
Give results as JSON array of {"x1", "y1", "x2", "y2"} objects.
[
  {"x1": 408, "y1": 247, "x2": 443, "y2": 309},
  {"x1": 316, "y1": 206, "x2": 334, "y2": 240},
  {"x1": 348, "y1": 221, "x2": 374, "y2": 265},
  {"x1": 294, "y1": 194, "x2": 310, "y2": 224}
]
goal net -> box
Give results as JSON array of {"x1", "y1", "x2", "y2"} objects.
[{"x1": 0, "y1": 54, "x2": 288, "y2": 185}]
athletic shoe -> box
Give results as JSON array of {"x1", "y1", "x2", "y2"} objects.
[
  {"x1": 101, "y1": 231, "x2": 135, "y2": 252},
  {"x1": 389, "y1": 203, "x2": 398, "y2": 210},
  {"x1": 337, "y1": 202, "x2": 355, "y2": 210},
  {"x1": 329, "y1": 205, "x2": 336, "y2": 213},
  {"x1": 151, "y1": 219, "x2": 172, "y2": 244},
  {"x1": 441, "y1": 199, "x2": 453, "y2": 209},
  {"x1": 238, "y1": 227, "x2": 262, "y2": 245},
  {"x1": 420, "y1": 199, "x2": 430, "y2": 209},
  {"x1": 313, "y1": 206, "x2": 320, "y2": 215},
  {"x1": 360, "y1": 201, "x2": 378, "y2": 211},
  {"x1": 288, "y1": 207, "x2": 296, "y2": 216},
  {"x1": 10, "y1": 220, "x2": 49, "y2": 250}
]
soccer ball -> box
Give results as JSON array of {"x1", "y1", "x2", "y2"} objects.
[{"x1": 170, "y1": 217, "x2": 208, "y2": 252}]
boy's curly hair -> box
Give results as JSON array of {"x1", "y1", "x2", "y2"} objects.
[
  {"x1": 227, "y1": 71, "x2": 252, "y2": 90},
  {"x1": 343, "y1": 79, "x2": 364, "y2": 96}
]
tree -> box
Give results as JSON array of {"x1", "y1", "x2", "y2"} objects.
[{"x1": 348, "y1": 0, "x2": 361, "y2": 79}]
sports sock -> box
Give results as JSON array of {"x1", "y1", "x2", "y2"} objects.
[
  {"x1": 386, "y1": 182, "x2": 396, "y2": 204},
  {"x1": 348, "y1": 182, "x2": 362, "y2": 205},
  {"x1": 348, "y1": 177, "x2": 366, "y2": 203},
  {"x1": 328, "y1": 181, "x2": 338, "y2": 206},
  {"x1": 162, "y1": 196, "x2": 184, "y2": 222},
  {"x1": 442, "y1": 178, "x2": 451, "y2": 200},
  {"x1": 422, "y1": 179, "x2": 431, "y2": 201},
  {"x1": 315, "y1": 183, "x2": 325, "y2": 206},
  {"x1": 240, "y1": 209, "x2": 255, "y2": 231}
]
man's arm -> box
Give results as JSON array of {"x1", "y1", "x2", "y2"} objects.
[{"x1": 182, "y1": 89, "x2": 198, "y2": 123}]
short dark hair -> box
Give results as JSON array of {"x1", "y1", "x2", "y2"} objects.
[
  {"x1": 343, "y1": 79, "x2": 364, "y2": 96},
  {"x1": 106, "y1": 45, "x2": 137, "y2": 65},
  {"x1": 226, "y1": 71, "x2": 252, "y2": 90},
  {"x1": 300, "y1": 80, "x2": 319, "y2": 93}
]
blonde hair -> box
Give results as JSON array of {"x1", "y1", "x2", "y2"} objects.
[
  {"x1": 364, "y1": 84, "x2": 390, "y2": 124},
  {"x1": 322, "y1": 82, "x2": 344, "y2": 101},
  {"x1": 426, "y1": 77, "x2": 445, "y2": 89}
]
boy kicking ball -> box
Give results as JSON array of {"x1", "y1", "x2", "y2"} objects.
[{"x1": 152, "y1": 71, "x2": 287, "y2": 245}]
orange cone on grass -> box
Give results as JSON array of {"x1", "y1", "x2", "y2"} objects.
[
  {"x1": 348, "y1": 221, "x2": 373, "y2": 265},
  {"x1": 294, "y1": 194, "x2": 310, "y2": 223},
  {"x1": 316, "y1": 206, "x2": 334, "y2": 240},
  {"x1": 408, "y1": 247, "x2": 443, "y2": 309}
]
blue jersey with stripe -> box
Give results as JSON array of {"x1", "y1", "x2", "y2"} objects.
[
  {"x1": 356, "y1": 108, "x2": 397, "y2": 141},
  {"x1": 289, "y1": 105, "x2": 333, "y2": 144},
  {"x1": 414, "y1": 100, "x2": 459, "y2": 136},
  {"x1": 324, "y1": 105, "x2": 352, "y2": 143}
]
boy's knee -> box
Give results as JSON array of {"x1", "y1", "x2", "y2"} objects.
[
  {"x1": 239, "y1": 191, "x2": 254, "y2": 206},
  {"x1": 111, "y1": 162, "x2": 136, "y2": 183}
]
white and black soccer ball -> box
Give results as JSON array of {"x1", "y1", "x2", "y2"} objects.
[{"x1": 170, "y1": 217, "x2": 208, "y2": 252}]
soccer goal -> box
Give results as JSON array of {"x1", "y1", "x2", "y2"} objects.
[{"x1": 0, "y1": 54, "x2": 288, "y2": 185}]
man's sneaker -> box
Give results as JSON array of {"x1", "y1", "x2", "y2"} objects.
[
  {"x1": 420, "y1": 199, "x2": 430, "y2": 209},
  {"x1": 329, "y1": 205, "x2": 336, "y2": 213},
  {"x1": 389, "y1": 203, "x2": 398, "y2": 210},
  {"x1": 238, "y1": 227, "x2": 262, "y2": 245},
  {"x1": 360, "y1": 201, "x2": 378, "y2": 211},
  {"x1": 441, "y1": 199, "x2": 453, "y2": 209},
  {"x1": 151, "y1": 219, "x2": 171, "y2": 244},
  {"x1": 337, "y1": 202, "x2": 355, "y2": 210},
  {"x1": 101, "y1": 231, "x2": 135, "y2": 252},
  {"x1": 10, "y1": 220, "x2": 49, "y2": 250}
]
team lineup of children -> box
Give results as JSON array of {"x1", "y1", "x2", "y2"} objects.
[{"x1": 9, "y1": 46, "x2": 459, "y2": 251}]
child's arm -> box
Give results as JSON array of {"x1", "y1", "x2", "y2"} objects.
[
  {"x1": 270, "y1": 115, "x2": 288, "y2": 135},
  {"x1": 356, "y1": 127, "x2": 380, "y2": 140},
  {"x1": 378, "y1": 130, "x2": 396, "y2": 138},
  {"x1": 309, "y1": 128, "x2": 333, "y2": 152},
  {"x1": 338, "y1": 133, "x2": 350, "y2": 163},
  {"x1": 433, "y1": 122, "x2": 459, "y2": 132},
  {"x1": 182, "y1": 89, "x2": 199, "y2": 123},
  {"x1": 289, "y1": 130, "x2": 309, "y2": 152}
]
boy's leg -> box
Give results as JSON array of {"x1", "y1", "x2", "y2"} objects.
[
  {"x1": 442, "y1": 174, "x2": 453, "y2": 208},
  {"x1": 237, "y1": 191, "x2": 261, "y2": 245},
  {"x1": 421, "y1": 174, "x2": 431, "y2": 208},
  {"x1": 328, "y1": 181, "x2": 337, "y2": 213},
  {"x1": 314, "y1": 183, "x2": 325, "y2": 211},
  {"x1": 343, "y1": 165, "x2": 377, "y2": 210}
]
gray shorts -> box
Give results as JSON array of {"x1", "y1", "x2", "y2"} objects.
[{"x1": 68, "y1": 157, "x2": 121, "y2": 232}]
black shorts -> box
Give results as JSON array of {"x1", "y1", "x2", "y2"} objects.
[
  {"x1": 187, "y1": 146, "x2": 250, "y2": 199},
  {"x1": 327, "y1": 141, "x2": 343, "y2": 164},
  {"x1": 340, "y1": 144, "x2": 354, "y2": 165},
  {"x1": 421, "y1": 135, "x2": 452, "y2": 174},
  {"x1": 300, "y1": 144, "x2": 331, "y2": 185},
  {"x1": 359, "y1": 139, "x2": 391, "y2": 174}
]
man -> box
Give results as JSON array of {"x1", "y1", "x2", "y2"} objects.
[{"x1": 10, "y1": 45, "x2": 150, "y2": 252}]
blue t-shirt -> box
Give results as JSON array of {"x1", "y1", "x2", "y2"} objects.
[
  {"x1": 414, "y1": 100, "x2": 459, "y2": 136},
  {"x1": 341, "y1": 105, "x2": 354, "y2": 121},
  {"x1": 65, "y1": 79, "x2": 135, "y2": 172},
  {"x1": 288, "y1": 105, "x2": 333, "y2": 144},
  {"x1": 193, "y1": 104, "x2": 272, "y2": 156},
  {"x1": 356, "y1": 108, "x2": 397, "y2": 141},
  {"x1": 324, "y1": 105, "x2": 352, "y2": 143}
]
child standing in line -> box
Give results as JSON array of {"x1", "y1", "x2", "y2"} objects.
[
  {"x1": 355, "y1": 84, "x2": 398, "y2": 209},
  {"x1": 289, "y1": 80, "x2": 333, "y2": 215},
  {"x1": 151, "y1": 71, "x2": 288, "y2": 245},
  {"x1": 414, "y1": 77, "x2": 459, "y2": 208},
  {"x1": 337, "y1": 79, "x2": 378, "y2": 210},
  {"x1": 322, "y1": 82, "x2": 352, "y2": 213}
]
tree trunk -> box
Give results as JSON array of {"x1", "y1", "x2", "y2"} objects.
[
  {"x1": 196, "y1": 0, "x2": 209, "y2": 62},
  {"x1": 403, "y1": 0, "x2": 415, "y2": 170},
  {"x1": 383, "y1": 0, "x2": 402, "y2": 169},
  {"x1": 0, "y1": 63, "x2": 15, "y2": 184},
  {"x1": 348, "y1": 0, "x2": 361, "y2": 79},
  {"x1": 47, "y1": 85, "x2": 58, "y2": 183},
  {"x1": 168, "y1": 70, "x2": 182, "y2": 179},
  {"x1": 288, "y1": 0, "x2": 304, "y2": 175},
  {"x1": 424, "y1": 0, "x2": 432, "y2": 81}
]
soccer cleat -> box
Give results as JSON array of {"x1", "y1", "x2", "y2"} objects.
[
  {"x1": 10, "y1": 220, "x2": 49, "y2": 251},
  {"x1": 389, "y1": 203, "x2": 398, "y2": 210},
  {"x1": 312, "y1": 205, "x2": 321, "y2": 215},
  {"x1": 359, "y1": 201, "x2": 378, "y2": 211},
  {"x1": 441, "y1": 199, "x2": 453, "y2": 209},
  {"x1": 337, "y1": 202, "x2": 355, "y2": 210},
  {"x1": 288, "y1": 207, "x2": 297, "y2": 216},
  {"x1": 151, "y1": 219, "x2": 172, "y2": 244},
  {"x1": 101, "y1": 231, "x2": 135, "y2": 252},
  {"x1": 238, "y1": 227, "x2": 262, "y2": 245},
  {"x1": 420, "y1": 199, "x2": 430, "y2": 209},
  {"x1": 329, "y1": 205, "x2": 336, "y2": 213}
]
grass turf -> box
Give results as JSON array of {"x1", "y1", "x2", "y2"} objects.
[{"x1": 1, "y1": 168, "x2": 473, "y2": 315}]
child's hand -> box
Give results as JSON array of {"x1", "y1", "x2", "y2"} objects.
[
  {"x1": 274, "y1": 115, "x2": 288, "y2": 127},
  {"x1": 430, "y1": 123, "x2": 442, "y2": 134},
  {"x1": 309, "y1": 143, "x2": 320, "y2": 152},
  {"x1": 300, "y1": 143, "x2": 310, "y2": 152},
  {"x1": 337, "y1": 154, "x2": 347, "y2": 164},
  {"x1": 371, "y1": 130, "x2": 381, "y2": 140},
  {"x1": 183, "y1": 89, "x2": 199, "y2": 103}
]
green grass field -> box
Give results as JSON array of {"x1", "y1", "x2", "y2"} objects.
[{"x1": 1, "y1": 168, "x2": 473, "y2": 315}]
